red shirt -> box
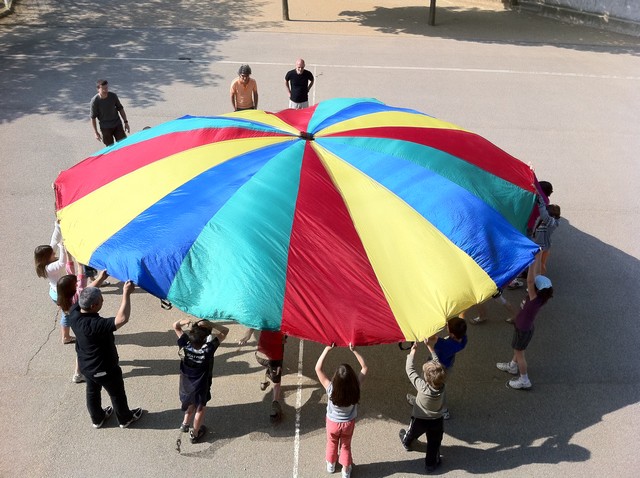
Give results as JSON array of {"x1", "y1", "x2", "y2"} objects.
[{"x1": 258, "y1": 331, "x2": 285, "y2": 360}]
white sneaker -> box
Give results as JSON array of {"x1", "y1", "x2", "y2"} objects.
[
  {"x1": 342, "y1": 465, "x2": 352, "y2": 478},
  {"x1": 326, "y1": 461, "x2": 336, "y2": 473},
  {"x1": 508, "y1": 376, "x2": 532, "y2": 390},
  {"x1": 71, "y1": 373, "x2": 86, "y2": 383},
  {"x1": 496, "y1": 362, "x2": 518, "y2": 375}
]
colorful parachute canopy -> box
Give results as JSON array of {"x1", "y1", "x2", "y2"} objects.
[{"x1": 54, "y1": 98, "x2": 539, "y2": 346}]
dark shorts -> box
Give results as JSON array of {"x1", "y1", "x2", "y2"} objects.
[
  {"x1": 512, "y1": 327, "x2": 534, "y2": 351},
  {"x1": 100, "y1": 123, "x2": 126, "y2": 146},
  {"x1": 256, "y1": 352, "x2": 282, "y2": 384}
]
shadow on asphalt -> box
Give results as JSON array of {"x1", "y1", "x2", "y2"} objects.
[
  {"x1": 0, "y1": 0, "x2": 279, "y2": 124},
  {"x1": 157, "y1": 217, "x2": 637, "y2": 474},
  {"x1": 1, "y1": 2, "x2": 638, "y2": 125},
  {"x1": 338, "y1": 5, "x2": 640, "y2": 54}
]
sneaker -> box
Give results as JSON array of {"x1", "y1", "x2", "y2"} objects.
[
  {"x1": 442, "y1": 408, "x2": 451, "y2": 420},
  {"x1": 341, "y1": 464, "x2": 352, "y2": 478},
  {"x1": 71, "y1": 373, "x2": 85, "y2": 383},
  {"x1": 426, "y1": 455, "x2": 442, "y2": 473},
  {"x1": 119, "y1": 407, "x2": 143, "y2": 428},
  {"x1": 470, "y1": 316, "x2": 486, "y2": 325},
  {"x1": 507, "y1": 279, "x2": 524, "y2": 290},
  {"x1": 508, "y1": 376, "x2": 532, "y2": 390},
  {"x1": 326, "y1": 461, "x2": 336, "y2": 473},
  {"x1": 406, "y1": 393, "x2": 416, "y2": 406},
  {"x1": 270, "y1": 400, "x2": 283, "y2": 421},
  {"x1": 189, "y1": 425, "x2": 207, "y2": 443},
  {"x1": 399, "y1": 428, "x2": 411, "y2": 451},
  {"x1": 92, "y1": 406, "x2": 113, "y2": 429},
  {"x1": 505, "y1": 317, "x2": 514, "y2": 324},
  {"x1": 496, "y1": 362, "x2": 518, "y2": 375},
  {"x1": 179, "y1": 423, "x2": 189, "y2": 433}
]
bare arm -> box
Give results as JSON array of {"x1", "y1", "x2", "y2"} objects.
[
  {"x1": 173, "y1": 318, "x2": 191, "y2": 338},
  {"x1": 238, "y1": 327, "x2": 255, "y2": 345},
  {"x1": 350, "y1": 343, "x2": 368, "y2": 384},
  {"x1": 91, "y1": 117, "x2": 102, "y2": 142},
  {"x1": 88, "y1": 269, "x2": 108, "y2": 288},
  {"x1": 114, "y1": 281, "x2": 135, "y2": 330},
  {"x1": 527, "y1": 259, "x2": 539, "y2": 301},
  {"x1": 285, "y1": 79, "x2": 291, "y2": 96},
  {"x1": 253, "y1": 90, "x2": 259, "y2": 109},
  {"x1": 196, "y1": 319, "x2": 229, "y2": 342},
  {"x1": 315, "y1": 345, "x2": 333, "y2": 389},
  {"x1": 119, "y1": 108, "x2": 130, "y2": 133},
  {"x1": 230, "y1": 90, "x2": 236, "y2": 110}
]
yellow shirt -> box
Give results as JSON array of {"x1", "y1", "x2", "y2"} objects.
[{"x1": 230, "y1": 78, "x2": 258, "y2": 109}]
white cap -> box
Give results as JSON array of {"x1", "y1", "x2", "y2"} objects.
[{"x1": 534, "y1": 275, "x2": 552, "y2": 290}]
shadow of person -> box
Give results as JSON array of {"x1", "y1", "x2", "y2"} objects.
[
  {"x1": 422, "y1": 216, "x2": 640, "y2": 473},
  {"x1": 337, "y1": 5, "x2": 639, "y2": 55}
]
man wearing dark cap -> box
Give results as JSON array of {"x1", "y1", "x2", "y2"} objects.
[{"x1": 230, "y1": 64, "x2": 259, "y2": 111}]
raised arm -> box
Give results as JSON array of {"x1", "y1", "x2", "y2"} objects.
[
  {"x1": 87, "y1": 269, "x2": 108, "y2": 288},
  {"x1": 173, "y1": 318, "x2": 190, "y2": 338},
  {"x1": 197, "y1": 320, "x2": 229, "y2": 342},
  {"x1": 526, "y1": 257, "x2": 540, "y2": 301},
  {"x1": 238, "y1": 327, "x2": 255, "y2": 345},
  {"x1": 114, "y1": 281, "x2": 135, "y2": 330},
  {"x1": 350, "y1": 344, "x2": 368, "y2": 384},
  {"x1": 315, "y1": 345, "x2": 334, "y2": 389}
]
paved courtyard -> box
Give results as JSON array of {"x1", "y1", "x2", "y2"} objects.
[{"x1": 1, "y1": 1, "x2": 639, "y2": 477}]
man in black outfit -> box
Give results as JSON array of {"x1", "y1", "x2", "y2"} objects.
[
  {"x1": 90, "y1": 79, "x2": 130, "y2": 146},
  {"x1": 285, "y1": 58, "x2": 315, "y2": 109},
  {"x1": 69, "y1": 281, "x2": 143, "y2": 429}
]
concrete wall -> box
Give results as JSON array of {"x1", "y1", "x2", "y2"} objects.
[
  {"x1": 517, "y1": 0, "x2": 640, "y2": 35},
  {"x1": 519, "y1": 0, "x2": 640, "y2": 23}
]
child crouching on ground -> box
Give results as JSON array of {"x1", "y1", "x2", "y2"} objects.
[
  {"x1": 173, "y1": 318, "x2": 228, "y2": 443},
  {"x1": 400, "y1": 342, "x2": 447, "y2": 473}
]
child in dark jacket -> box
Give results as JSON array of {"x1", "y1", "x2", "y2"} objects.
[{"x1": 173, "y1": 318, "x2": 228, "y2": 443}]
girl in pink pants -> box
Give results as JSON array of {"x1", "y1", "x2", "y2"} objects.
[{"x1": 315, "y1": 344, "x2": 368, "y2": 478}]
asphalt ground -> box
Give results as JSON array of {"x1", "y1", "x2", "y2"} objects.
[{"x1": 1, "y1": 1, "x2": 639, "y2": 477}]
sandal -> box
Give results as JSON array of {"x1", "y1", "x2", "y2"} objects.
[
  {"x1": 63, "y1": 337, "x2": 76, "y2": 345},
  {"x1": 189, "y1": 425, "x2": 207, "y2": 444},
  {"x1": 507, "y1": 279, "x2": 524, "y2": 290},
  {"x1": 470, "y1": 316, "x2": 486, "y2": 325}
]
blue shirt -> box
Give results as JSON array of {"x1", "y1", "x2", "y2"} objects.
[{"x1": 433, "y1": 335, "x2": 467, "y2": 369}]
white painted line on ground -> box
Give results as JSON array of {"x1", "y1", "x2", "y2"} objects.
[
  {"x1": 292, "y1": 339, "x2": 305, "y2": 478},
  {"x1": 3, "y1": 54, "x2": 640, "y2": 80}
]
